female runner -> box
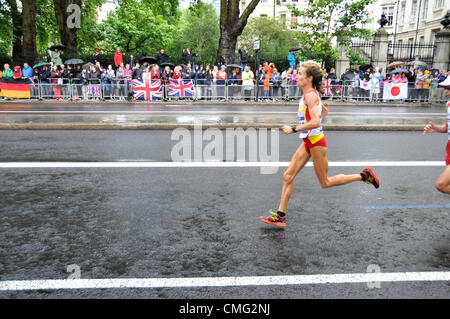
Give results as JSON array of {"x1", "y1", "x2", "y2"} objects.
[
  {"x1": 423, "y1": 77, "x2": 450, "y2": 194},
  {"x1": 259, "y1": 61, "x2": 380, "y2": 227}
]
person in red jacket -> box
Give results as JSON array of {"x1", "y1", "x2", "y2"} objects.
[
  {"x1": 114, "y1": 48, "x2": 125, "y2": 68},
  {"x1": 216, "y1": 65, "x2": 228, "y2": 99}
]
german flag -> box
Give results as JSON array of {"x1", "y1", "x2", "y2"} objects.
[{"x1": 0, "y1": 78, "x2": 31, "y2": 99}]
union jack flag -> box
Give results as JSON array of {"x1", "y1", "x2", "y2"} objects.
[
  {"x1": 132, "y1": 79, "x2": 163, "y2": 101},
  {"x1": 322, "y1": 79, "x2": 332, "y2": 96},
  {"x1": 167, "y1": 80, "x2": 195, "y2": 97},
  {"x1": 86, "y1": 85, "x2": 101, "y2": 96}
]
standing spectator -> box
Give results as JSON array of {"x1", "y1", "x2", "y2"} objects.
[
  {"x1": 263, "y1": 62, "x2": 274, "y2": 100},
  {"x1": 288, "y1": 50, "x2": 296, "y2": 69},
  {"x1": 161, "y1": 66, "x2": 172, "y2": 84},
  {"x1": 242, "y1": 65, "x2": 254, "y2": 101},
  {"x1": 369, "y1": 67, "x2": 381, "y2": 102},
  {"x1": 93, "y1": 49, "x2": 101, "y2": 64},
  {"x1": 50, "y1": 65, "x2": 62, "y2": 99},
  {"x1": 132, "y1": 63, "x2": 143, "y2": 80},
  {"x1": 150, "y1": 65, "x2": 160, "y2": 80},
  {"x1": 173, "y1": 66, "x2": 182, "y2": 81},
  {"x1": 22, "y1": 63, "x2": 33, "y2": 80},
  {"x1": 406, "y1": 66, "x2": 416, "y2": 102},
  {"x1": 49, "y1": 48, "x2": 63, "y2": 67},
  {"x1": 228, "y1": 69, "x2": 238, "y2": 99},
  {"x1": 271, "y1": 68, "x2": 281, "y2": 100},
  {"x1": 290, "y1": 69, "x2": 297, "y2": 99},
  {"x1": 13, "y1": 66, "x2": 22, "y2": 79},
  {"x1": 122, "y1": 64, "x2": 133, "y2": 99},
  {"x1": 114, "y1": 48, "x2": 125, "y2": 68},
  {"x1": 351, "y1": 69, "x2": 360, "y2": 101},
  {"x1": 39, "y1": 65, "x2": 51, "y2": 98},
  {"x1": 204, "y1": 65, "x2": 214, "y2": 100},
  {"x1": 2, "y1": 64, "x2": 13, "y2": 79},
  {"x1": 281, "y1": 67, "x2": 292, "y2": 99},
  {"x1": 414, "y1": 69, "x2": 425, "y2": 102},
  {"x1": 422, "y1": 70, "x2": 432, "y2": 102},
  {"x1": 182, "y1": 48, "x2": 197, "y2": 69},
  {"x1": 157, "y1": 49, "x2": 171, "y2": 65},
  {"x1": 238, "y1": 46, "x2": 249, "y2": 70},
  {"x1": 128, "y1": 54, "x2": 136, "y2": 69},
  {"x1": 430, "y1": 71, "x2": 440, "y2": 103},
  {"x1": 218, "y1": 55, "x2": 226, "y2": 68},
  {"x1": 115, "y1": 65, "x2": 125, "y2": 100},
  {"x1": 101, "y1": 67, "x2": 112, "y2": 98},
  {"x1": 216, "y1": 65, "x2": 228, "y2": 100}
]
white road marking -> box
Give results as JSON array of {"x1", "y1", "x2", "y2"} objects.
[
  {"x1": 0, "y1": 110, "x2": 444, "y2": 116},
  {"x1": 0, "y1": 271, "x2": 449, "y2": 291},
  {"x1": 0, "y1": 161, "x2": 445, "y2": 168}
]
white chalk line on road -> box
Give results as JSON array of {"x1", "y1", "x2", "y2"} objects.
[
  {"x1": 0, "y1": 110, "x2": 444, "y2": 116},
  {"x1": 0, "y1": 271, "x2": 449, "y2": 291},
  {"x1": 0, "y1": 161, "x2": 445, "y2": 168}
]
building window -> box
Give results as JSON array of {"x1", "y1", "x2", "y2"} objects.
[
  {"x1": 291, "y1": 13, "x2": 297, "y2": 29},
  {"x1": 422, "y1": 0, "x2": 428, "y2": 20},
  {"x1": 280, "y1": 13, "x2": 286, "y2": 25},
  {"x1": 260, "y1": 0, "x2": 268, "y2": 3},
  {"x1": 260, "y1": 14, "x2": 268, "y2": 17},
  {"x1": 433, "y1": 0, "x2": 444, "y2": 10},
  {"x1": 410, "y1": 0, "x2": 417, "y2": 24},
  {"x1": 382, "y1": 6, "x2": 394, "y2": 26},
  {"x1": 400, "y1": 3, "x2": 405, "y2": 25}
]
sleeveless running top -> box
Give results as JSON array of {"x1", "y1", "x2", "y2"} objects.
[
  {"x1": 447, "y1": 102, "x2": 450, "y2": 140},
  {"x1": 298, "y1": 88, "x2": 324, "y2": 143}
]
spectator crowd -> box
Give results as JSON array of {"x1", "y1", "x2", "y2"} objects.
[{"x1": 0, "y1": 46, "x2": 449, "y2": 103}]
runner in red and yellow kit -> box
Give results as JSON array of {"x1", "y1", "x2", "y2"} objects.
[
  {"x1": 259, "y1": 61, "x2": 380, "y2": 227},
  {"x1": 423, "y1": 77, "x2": 450, "y2": 194}
]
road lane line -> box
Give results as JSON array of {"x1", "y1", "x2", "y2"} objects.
[
  {"x1": 362, "y1": 204, "x2": 450, "y2": 210},
  {"x1": 0, "y1": 271, "x2": 448, "y2": 291},
  {"x1": 0, "y1": 161, "x2": 445, "y2": 168}
]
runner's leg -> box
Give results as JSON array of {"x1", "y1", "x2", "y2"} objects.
[
  {"x1": 277, "y1": 143, "x2": 311, "y2": 213},
  {"x1": 310, "y1": 146, "x2": 362, "y2": 188},
  {"x1": 435, "y1": 165, "x2": 450, "y2": 194}
]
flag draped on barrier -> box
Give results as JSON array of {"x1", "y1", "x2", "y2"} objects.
[
  {"x1": 322, "y1": 79, "x2": 332, "y2": 96},
  {"x1": 132, "y1": 79, "x2": 163, "y2": 100},
  {"x1": 383, "y1": 82, "x2": 408, "y2": 100},
  {"x1": 167, "y1": 80, "x2": 195, "y2": 97},
  {"x1": 0, "y1": 78, "x2": 31, "y2": 99},
  {"x1": 360, "y1": 79, "x2": 371, "y2": 91},
  {"x1": 86, "y1": 85, "x2": 101, "y2": 97}
]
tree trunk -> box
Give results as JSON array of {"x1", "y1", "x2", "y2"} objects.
[
  {"x1": 218, "y1": 28, "x2": 239, "y2": 65},
  {"x1": 53, "y1": 0, "x2": 82, "y2": 57},
  {"x1": 6, "y1": 0, "x2": 23, "y2": 65},
  {"x1": 218, "y1": 0, "x2": 260, "y2": 65},
  {"x1": 21, "y1": 0, "x2": 38, "y2": 65}
]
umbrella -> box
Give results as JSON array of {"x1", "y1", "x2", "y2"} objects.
[
  {"x1": 140, "y1": 56, "x2": 157, "y2": 64},
  {"x1": 83, "y1": 62, "x2": 94, "y2": 69},
  {"x1": 342, "y1": 71, "x2": 354, "y2": 81},
  {"x1": 360, "y1": 64, "x2": 373, "y2": 72},
  {"x1": 33, "y1": 62, "x2": 51, "y2": 69},
  {"x1": 390, "y1": 68, "x2": 409, "y2": 74},
  {"x1": 159, "y1": 62, "x2": 175, "y2": 69},
  {"x1": 65, "y1": 58, "x2": 84, "y2": 65},
  {"x1": 226, "y1": 64, "x2": 242, "y2": 69},
  {"x1": 387, "y1": 61, "x2": 404, "y2": 68},
  {"x1": 290, "y1": 47, "x2": 302, "y2": 52},
  {"x1": 49, "y1": 44, "x2": 65, "y2": 51}
]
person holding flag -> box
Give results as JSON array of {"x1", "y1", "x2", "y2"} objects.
[{"x1": 423, "y1": 77, "x2": 450, "y2": 194}]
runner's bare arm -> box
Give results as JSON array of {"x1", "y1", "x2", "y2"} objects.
[
  {"x1": 423, "y1": 121, "x2": 447, "y2": 134},
  {"x1": 322, "y1": 105, "x2": 329, "y2": 121}
]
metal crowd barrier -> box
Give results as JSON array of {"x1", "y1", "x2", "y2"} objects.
[{"x1": 1, "y1": 78, "x2": 448, "y2": 103}]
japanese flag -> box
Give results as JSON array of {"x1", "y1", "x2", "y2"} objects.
[
  {"x1": 383, "y1": 82, "x2": 408, "y2": 100},
  {"x1": 360, "y1": 79, "x2": 371, "y2": 90}
]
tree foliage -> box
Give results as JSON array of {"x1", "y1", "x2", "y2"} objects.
[
  {"x1": 289, "y1": 0, "x2": 374, "y2": 67},
  {"x1": 168, "y1": 1, "x2": 220, "y2": 66}
]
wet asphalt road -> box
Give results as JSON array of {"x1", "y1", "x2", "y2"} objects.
[
  {"x1": 0, "y1": 102, "x2": 446, "y2": 126},
  {"x1": 0, "y1": 130, "x2": 449, "y2": 299}
]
